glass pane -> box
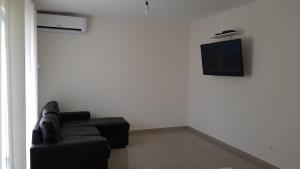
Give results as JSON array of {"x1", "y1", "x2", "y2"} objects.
[
  {"x1": 0, "y1": 0, "x2": 5, "y2": 14},
  {"x1": 1, "y1": 16, "x2": 9, "y2": 169},
  {"x1": 0, "y1": 1, "x2": 9, "y2": 168},
  {"x1": 0, "y1": 16, "x2": 2, "y2": 169}
]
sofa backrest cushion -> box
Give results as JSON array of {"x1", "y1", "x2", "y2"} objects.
[
  {"x1": 32, "y1": 117, "x2": 43, "y2": 144},
  {"x1": 40, "y1": 101, "x2": 62, "y2": 126},
  {"x1": 39, "y1": 113, "x2": 62, "y2": 143}
]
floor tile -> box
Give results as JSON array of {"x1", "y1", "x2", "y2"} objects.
[
  {"x1": 164, "y1": 163, "x2": 199, "y2": 169},
  {"x1": 195, "y1": 159, "x2": 229, "y2": 169},
  {"x1": 108, "y1": 129, "x2": 266, "y2": 169},
  {"x1": 179, "y1": 148, "x2": 216, "y2": 164},
  {"x1": 222, "y1": 157, "x2": 263, "y2": 169}
]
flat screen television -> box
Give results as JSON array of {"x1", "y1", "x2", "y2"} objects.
[{"x1": 201, "y1": 39, "x2": 244, "y2": 76}]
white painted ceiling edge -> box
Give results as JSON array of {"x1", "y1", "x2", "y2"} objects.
[{"x1": 33, "y1": 0, "x2": 258, "y2": 23}]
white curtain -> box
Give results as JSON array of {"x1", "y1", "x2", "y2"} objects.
[
  {"x1": 25, "y1": 0, "x2": 37, "y2": 169},
  {"x1": 0, "y1": 0, "x2": 37, "y2": 169},
  {"x1": 0, "y1": 0, "x2": 13, "y2": 169}
]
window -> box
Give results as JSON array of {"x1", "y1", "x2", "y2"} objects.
[{"x1": 0, "y1": 0, "x2": 12, "y2": 169}]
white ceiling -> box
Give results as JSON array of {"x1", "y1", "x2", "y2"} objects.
[{"x1": 34, "y1": 0, "x2": 258, "y2": 23}]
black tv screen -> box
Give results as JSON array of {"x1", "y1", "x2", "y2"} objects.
[{"x1": 201, "y1": 39, "x2": 244, "y2": 76}]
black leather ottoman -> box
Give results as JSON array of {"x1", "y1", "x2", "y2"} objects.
[{"x1": 63, "y1": 117, "x2": 130, "y2": 148}]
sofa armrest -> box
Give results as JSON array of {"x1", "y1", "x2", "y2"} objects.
[
  {"x1": 60, "y1": 111, "x2": 91, "y2": 122},
  {"x1": 31, "y1": 136, "x2": 110, "y2": 169}
]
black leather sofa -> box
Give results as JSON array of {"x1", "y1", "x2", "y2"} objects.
[{"x1": 31, "y1": 101, "x2": 130, "y2": 169}]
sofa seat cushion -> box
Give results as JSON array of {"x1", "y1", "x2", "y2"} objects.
[
  {"x1": 61, "y1": 136, "x2": 111, "y2": 159},
  {"x1": 63, "y1": 117, "x2": 130, "y2": 132},
  {"x1": 62, "y1": 127, "x2": 100, "y2": 137}
]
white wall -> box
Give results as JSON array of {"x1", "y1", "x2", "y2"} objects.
[
  {"x1": 38, "y1": 17, "x2": 189, "y2": 130},
  {"x1": 188, "y1": 0, "x2": 300, "y2": 169},
  {"x1": 9, "y1": 0, "x2": 26, "y2": 168}
]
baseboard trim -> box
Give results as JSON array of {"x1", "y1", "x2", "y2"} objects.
[
  {"x1": 188, "y1": 127, "x2": 280, "y2": 169},
  {"x1": 129, "y1": 126, "x2": 188, "y2": 134}
]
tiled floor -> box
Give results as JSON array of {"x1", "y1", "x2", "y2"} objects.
[{"x1": 108, "y1": 128, "x2": 265, "y2": 169}]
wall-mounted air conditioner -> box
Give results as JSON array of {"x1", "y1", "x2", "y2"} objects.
[{"x1": 37, "y1": 13, "x2": 87, "y2": 34}]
